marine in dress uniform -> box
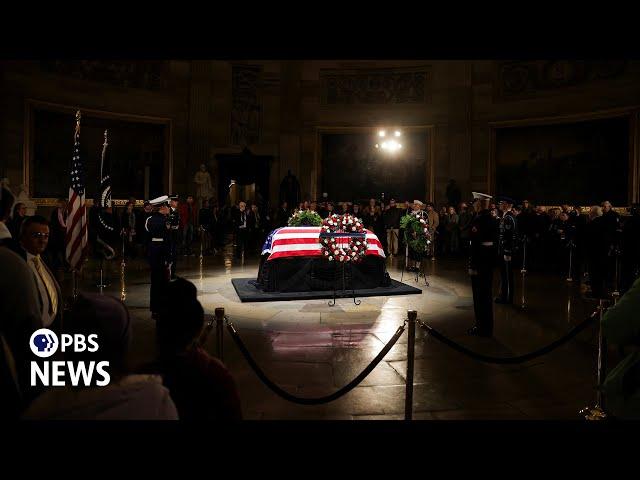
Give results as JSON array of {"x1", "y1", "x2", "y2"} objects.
[
  {"x1": 468, "y1": 192, "x2": 499, "y2": 337},
  {"x1": 146, "y1": 195, "x2": 171, "y2": 317},
  {"x1": 167, "y1": 194, "x2": 181, "y2": 279},
  {"x1": 496, "y1": 196, "x2": 517, "y2": 304}
]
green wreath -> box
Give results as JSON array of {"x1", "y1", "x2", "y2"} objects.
[
  {"x1": 287, "y1": 210, "x2": 323, "y2": 227},
  {"x1": 400, "y1": 213, "x2": 432, "y2": 253}
]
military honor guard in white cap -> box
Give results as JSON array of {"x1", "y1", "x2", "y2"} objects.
[
  {"x1": 468, "y1": 192, "x2": 499, "y2": 336},
  {"x1": 146, "y1": 195, "x2": 171, "y2": 317},
  {"x1": 495, "y1": 196, "x2": 517, "y2": 304}
]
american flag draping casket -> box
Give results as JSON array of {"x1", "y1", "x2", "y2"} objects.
[{"x1": 261, "y1": 227, "x2": 386, "y2": 261}]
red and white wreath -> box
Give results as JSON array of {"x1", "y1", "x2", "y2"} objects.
[{"x1": 319, "y1": 213, "x2": 368, "y2": 263}]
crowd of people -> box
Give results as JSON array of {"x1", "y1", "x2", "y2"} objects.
[{"x1": 0, "y1": 187, "x2": 242, "y2": 420}]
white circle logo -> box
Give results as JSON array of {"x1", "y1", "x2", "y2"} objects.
[{"x1": 30, "y1": 328, "x2": 59, "y2": 358}]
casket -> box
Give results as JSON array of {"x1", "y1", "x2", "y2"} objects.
[{"x1": 255, "y1": 227, "x2": 390, "y2": 292}]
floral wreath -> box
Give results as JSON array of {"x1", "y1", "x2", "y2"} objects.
[
  {"x1": 400, "y1": 210, "x2": 432, "y2": 253},
  {"x1": 287, "y1": 209, "x2": 323, "y2": 227},
  {"x1": 319, "y1": 214, "x2": 368, "y2": 263}
]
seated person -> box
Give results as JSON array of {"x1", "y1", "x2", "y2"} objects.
[
  {"x1": 155, "y1": 278, "x2": 242, "y2": 420},
  {"x1": 22, "y1": 293, "x2": 178, "y2": 420}
]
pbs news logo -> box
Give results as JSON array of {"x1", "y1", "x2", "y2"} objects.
[{"x1": 29, "y1": 329, "x2": 110, "y2": 387}]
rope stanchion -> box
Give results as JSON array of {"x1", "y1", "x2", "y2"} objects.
[
  {"x1": 418, "y1": 309, "x2": 599, "y2": 365},
  {"x1": 405, "y1": 310, "x2": 417, "y2": 420},
  {"x1": 227, "y1": 320, "x2": 406, "y2": 405},
  {"x1": 580, "y1": 299, "x2": 609, "y2": 420}
]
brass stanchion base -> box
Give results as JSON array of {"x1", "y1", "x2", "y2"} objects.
[{"x1": 579, "y1": 405, "x2": 607, "y2": 421}]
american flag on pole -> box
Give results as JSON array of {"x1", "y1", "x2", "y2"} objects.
[
  {"x1": 65, "y1": 111, "x2": 88, "y2": 270},
  {"x1": 261, "y1": 227, "x2": 386, "y2": 260}
]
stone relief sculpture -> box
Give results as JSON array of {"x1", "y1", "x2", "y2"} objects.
[
  {"x1": 194, "y1": 164, "x2": 214, "y2": 207},
  {"x1": 231, "y1": 65, "x2": 261, "y2": 146},
  {"x1": 320, "y1": 67, "x2": 429, "y2": 105}
]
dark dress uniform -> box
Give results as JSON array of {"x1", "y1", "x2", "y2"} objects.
[
  {"x1": 469, "y1": 208, "x2": 498, "y2": 336},
  {"x1": 167, "y1": 205, "x2": 180, "y2": 279},
  {"x1": 146, "y1": 212, "x2": 170, "y2": 315},
  {"x1": 496, "y1": 210, "x2": 517, "y2": 304}
]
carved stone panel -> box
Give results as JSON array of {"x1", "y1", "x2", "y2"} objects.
[
  {"x1": 320, "y1": 67, "x2": 430, "y2": 105},
  {"x1": 39, "y1": 60, "x2": 168, "y2": 90},
  {"x1": 496, "y1": 60, "x2": 627, "y2": 100},
  {"x1": 231, "y1": 64, "x2": 262, "y2": 146}
]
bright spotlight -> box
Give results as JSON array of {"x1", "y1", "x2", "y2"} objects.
[
  {"x1": 394, "y1": 130, "x2": 401, "y2": 137},
  {"x1": 375, "y1": 143, "x2": 379, "y2": 148},
  {"x1": 378, "y1": 130, "x2": 386, "y2": 137}
]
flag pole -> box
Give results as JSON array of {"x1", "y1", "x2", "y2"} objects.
[{"x1": 71, "y1": 110, "x2": 82, "y2": 302}]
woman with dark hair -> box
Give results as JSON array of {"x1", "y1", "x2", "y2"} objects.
[{"x1": 155, "y1": 278, "x2": 242, "y2": 420}]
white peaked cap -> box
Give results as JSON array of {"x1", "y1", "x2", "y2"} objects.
[
  {"x1": 149, "y1": 195, "x2": 169, "y2": 205},
  {"x1": 472, "y1": 192, "x2": 493, "y2": 200}
]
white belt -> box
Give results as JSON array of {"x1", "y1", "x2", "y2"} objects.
[
  {"x1": 481, "y1": 241, "x2": 494, "y2": 246},
  {"x1": 152, "y1": 238, "x2": 164, "y2": 242}
]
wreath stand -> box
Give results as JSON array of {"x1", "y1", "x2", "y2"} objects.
[
  {"x1": 320, "y1": 231, "x2": 364, "y2": 307},
  {"x1": 400, "y1": 244, "x2": 429, "y2": 287}
]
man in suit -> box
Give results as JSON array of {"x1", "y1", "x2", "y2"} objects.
[{"x1": 16, "y1": 215, "x2": 63, "y2": 332}]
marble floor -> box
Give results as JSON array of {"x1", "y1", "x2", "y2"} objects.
[{"x1": 70, "y1": 247, "x2": 605, "y2": 420}]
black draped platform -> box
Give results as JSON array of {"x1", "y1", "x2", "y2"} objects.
[
  {"x1": 232, "y1": 277, "x2": 422, "y2": 302},
  {"x1": 256, "y1": 255, "x2": 391, "y2": 292}
]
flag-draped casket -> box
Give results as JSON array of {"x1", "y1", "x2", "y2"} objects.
[{"x1": 256, "y1": 227, "x2": 390, "y2": 292}]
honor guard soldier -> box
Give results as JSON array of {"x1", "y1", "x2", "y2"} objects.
[
  {"x1": 167, "y1": 194, "x2": 181, "y2": 279},
  {"x1": 146, "y1": 195, "x2": 171, "y2": 318},
  {"x1": 496, "y1": 196, "x2": 517, "y2": 304},
  {"x1": 468, "y1": 192, "x2": 499, "y2": 337}
]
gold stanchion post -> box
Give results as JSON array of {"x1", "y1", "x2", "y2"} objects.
[
  {"x1": 405, "y1": 310, "x2": 417, "y2": 420},
  {"x1": 215, "y1": 307, "x2": 225, "y2": 362},
  {"x1": 580, "y1": 298, "x2": 608, "y2": 420}
]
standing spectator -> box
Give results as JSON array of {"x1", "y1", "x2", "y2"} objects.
[
  {"x1": 383, "y1": 198, "x2": 402, "y2": 256},
  {"x1": 447, "y1": 206, "x2": 460, "y2": 254},
  {"x1": 199, "y1": 199, "x2": 213, "y2": 255},
  {"x1": 458, "y1": 202, "x2": 473, "y2": 255},
  {"x1": 363, "y1": 199, "x2": 385, "y2": 251},
  {"x1": 445, "y1": 179, "x2": 462, "y2": 209},
  {"x1": 352, "y1": 202, "x2": 362, "y2": 218},
  {"x1": 437, "y1": 206, "x2": 449, "y2": 255},
  {"x1": 179, "y1": 195, "x2": 197, "y2": 256},
  {"x1": 274, "y1": 201, "x2": 290, "y2": 228},
  {"x1": 586, "y1": 206, "x2": 609, "y2": 298},
  {"x1": 233, "y1": 201, "x2": 249, "y2": 259},
  {"x1": 47, "y1": 198, "x2": 67, "y2": 282},
  {"x1": 425, "y1": 202, "x2": 439, "y2": 254},
  {"x1": 250, "y1": 203, "x2": 263, "y2": 253},
  {"x1": 8, "y1": 202, "x2": 26, "y2": 240},
  {"x1": 120, "y1": 201, "x2": 138, "y2": 260}
]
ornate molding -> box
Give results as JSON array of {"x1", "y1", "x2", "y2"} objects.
[
  {"x1": 496, "y1": 60, "x2": 628, "y2": 100},
  {"x1": 320, "y1": 66, "x2": 430, "y2": 105},
  {"x1": 39, "y1": 60, "x2": 169, "y2": 91}
]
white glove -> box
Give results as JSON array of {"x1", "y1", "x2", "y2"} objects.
[
  {"x1": 468, "y1": 269, "x2": 478, "y2": 276},
  {"x1": 504, "y1": 255, "x2": 512, "y2": 262}
]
